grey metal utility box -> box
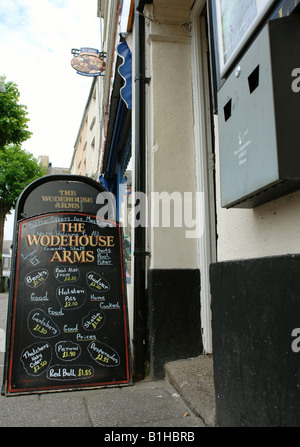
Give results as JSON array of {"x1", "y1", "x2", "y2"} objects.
[{"x1": 218, "y1": 14, "x2": 300, "y2": 208}]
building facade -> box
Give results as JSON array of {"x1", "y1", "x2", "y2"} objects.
[
  {"x1": 40, "y1": 155, "x2": 69, "y2": 175},
  {"x1": 70, "y1": 77, "x2": 102, "y2": 179},
  {"x1": 79, "y1": 0, "x2": 300, "y2": 426}
]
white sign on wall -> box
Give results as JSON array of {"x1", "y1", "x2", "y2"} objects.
[{"x1": 215, "y1": 0, "x2": 276, "y2": 77}]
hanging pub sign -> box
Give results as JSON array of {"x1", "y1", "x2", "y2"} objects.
[
  {"x1": 210, "y1": 0, "x2": 277, "y2": 78},
  {"x1": 2, "y1": 175, "x2": 132, "y2": 395},
  {"x1": 71, "y1": 47, "x2": 106, "y2": 77}
]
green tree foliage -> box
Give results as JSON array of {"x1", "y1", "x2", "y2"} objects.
[
  {"x1": 0, "y1": 145, "x2": 46, "y2": 290},
  {"x1": 0, "y1": 77, "x2": 32, "y2": 150},
  {"x1": 0, "y1": 76, "x2": 42, "y2": 290},
  {"x1": 0, "y1": 144, "x2": 46, "y2": 216}
]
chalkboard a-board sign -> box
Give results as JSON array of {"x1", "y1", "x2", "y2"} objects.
[{"x1": 2, "y1": 175, "x2": 132, "y2": 395}]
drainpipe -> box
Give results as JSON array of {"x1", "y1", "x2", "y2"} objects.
[{"x1": 133, "y1": 0, "x2": 151, "y2": 380}]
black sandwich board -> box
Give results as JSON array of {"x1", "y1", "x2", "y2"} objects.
[{"x1": 2, "y1": 175, "x2": 132, "y2": 395}]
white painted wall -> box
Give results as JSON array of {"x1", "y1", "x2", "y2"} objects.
[{"x1": 145, "y1": 9, "x2": 198, "y2": 270}]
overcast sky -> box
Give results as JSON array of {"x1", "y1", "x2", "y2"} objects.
[
  {"x1": 0, "y1": 0, "x2": 105, "y2": 167},
  {"x1": 1, "y1": 0, "x2": 130, "y2": 240}
]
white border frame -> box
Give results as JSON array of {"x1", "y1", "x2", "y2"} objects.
[
  {"x1": 191, "y1": 0, "x2": 217, "y2": 354},
  {"x1": 215, "y1": 0, "x2": 276, "y2": 77}
]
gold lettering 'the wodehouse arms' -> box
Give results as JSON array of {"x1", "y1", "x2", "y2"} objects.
[
  {"x1": 41, "y1": 190, "x2": 93, "y2": 209},
  {"x1": 25, "y1": 223, "x2": 115, "y2": 264}
]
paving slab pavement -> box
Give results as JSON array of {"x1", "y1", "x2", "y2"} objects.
[
  {"x1": 0, "y1": 372, "x2": 205, "y2": 428},
  {"x1": 0, "y1": 293, "x2": 205, "y2": 429},
  {"x1": 165, "y1": 356, "x2": 216, "y2": 427}
]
